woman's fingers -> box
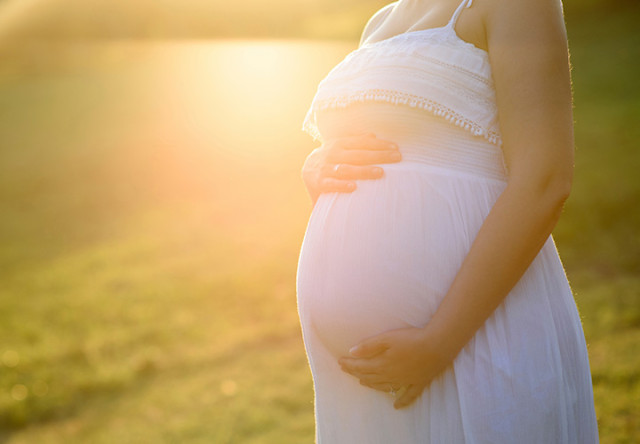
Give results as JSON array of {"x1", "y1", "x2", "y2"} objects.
[
  {"x1": 317, "y1": 164, "x2": 388, "y2": 193},
  {"x1": 325, "y1": 134, "x2": 402, "y2": 166},
  {"x1": 302, "y1": 134, "x2": 402, "y2": 201},
  {"x1": 324, "y1": 164, "x2": 385, "y2": 181},
  {"x1": 318, "y1": 177, "x2": 356, "y2": 193},
  {"x1": 393, "y1": 384, "x2": 424, "y2": 409},
  {"x1": 359, "y1": 380, "x2": 397, "y2": 392},
  {"x1": 349, "y1": 335, "x2": 390, "y2": 358},
  {"x1": 339, "y1": 355, "x2": 386, "y2": 377},
  {"x1": 354, "y1": 372, "x2": 387, "y2": 385}
]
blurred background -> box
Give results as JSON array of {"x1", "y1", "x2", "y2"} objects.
[{"x1": 0, "y1": 0, "x2": 638, "y2": 442}]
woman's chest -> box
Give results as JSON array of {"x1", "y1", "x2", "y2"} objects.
[{"x1": 365, "y1": 0, "x2": 487, "y2": 52}]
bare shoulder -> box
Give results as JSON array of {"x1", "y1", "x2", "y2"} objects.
[
  {"x1": 480, "y1": 0, "x2": 574, "y2": 179},
  {"x1": 481, "y1": 0, "x2": 568, "y2": 49},
  {"x1": 359, "y1": 2, "x2": 398, "y2": 47}
]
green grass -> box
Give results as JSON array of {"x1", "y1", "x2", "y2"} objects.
[
  {"x1": 544, "y1": 7, "x2": 640, "y2": 440},
  {"x1": 0, "y1": 5, "x2": 639, "y2": 443}
]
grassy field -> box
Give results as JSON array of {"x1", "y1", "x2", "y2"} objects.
[{"x1": 0, "y1": 4, "x2": 639, "y2": 443}]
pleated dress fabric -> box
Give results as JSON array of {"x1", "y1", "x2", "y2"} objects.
[{"x1": 296, "y1": 1, "x2": 599, "y2": 442}]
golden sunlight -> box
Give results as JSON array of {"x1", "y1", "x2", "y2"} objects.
[
  {"x1": 112, "y1": 40, "x2": 350, "y2": 162},
  {"x1": 0, "y1": 0, "x2": 636, "y2": 441}
]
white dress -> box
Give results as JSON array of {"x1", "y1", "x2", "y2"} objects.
[{"x1": 296, "y1": 0, "x2": 599, "y2": 442}]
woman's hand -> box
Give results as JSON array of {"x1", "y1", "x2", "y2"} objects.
[
  {"x1": 338, "y1": 326, "x2": 456, "y2": 409},
  {"x1": 301, "y1": 133, "x2": 402, "y2": 205}
]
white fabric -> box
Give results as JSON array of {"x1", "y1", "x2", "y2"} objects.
[
  {"x1": 296, "y1": 1, "x2": 599, "y2": 443},
  {"x1": 302, "y1": 0, "x2": 500, "y2": 146}
]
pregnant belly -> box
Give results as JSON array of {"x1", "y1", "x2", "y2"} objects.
[{"x1": 297, "y1": 167, "x2": 483, "y2": 358}]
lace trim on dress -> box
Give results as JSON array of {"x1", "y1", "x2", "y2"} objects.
[
  {"x1": 301, "y1": 15, "x2": 503, "y2": 147},
  {"x1": 303, "y1": 89, "x2": 503, "y2": 146}
]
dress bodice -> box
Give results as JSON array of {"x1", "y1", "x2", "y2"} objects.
[{"x1": 302, "y1": 0, "x2": 502, "y2": 147}]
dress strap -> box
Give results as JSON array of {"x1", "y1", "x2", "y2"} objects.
[{"x1": 447, "y1": 0, "x2": 473, "y2": 28}]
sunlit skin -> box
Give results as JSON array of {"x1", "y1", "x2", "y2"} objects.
[
  {"x1": 301, "y1": 134, "x2": 402, "y2": 204},
  {"x1": 302, "y1": 0, "x2": 574, "y2": 409}
]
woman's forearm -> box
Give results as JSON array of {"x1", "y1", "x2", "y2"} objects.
[
  {"x1": 423, "y1": 176, "x2": 571, "y2": 359},
  {"x1": 421, "y1": 0, "x2": 578, "y2": 360}
]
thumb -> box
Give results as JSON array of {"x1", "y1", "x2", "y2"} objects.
[{"x1": 349, "y1": 335, "x2": 389, "y2": 358}]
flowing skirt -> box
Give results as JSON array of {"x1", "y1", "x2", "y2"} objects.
[{"x1": 296, "y1": 155, "x2": 599, "y2": 443}]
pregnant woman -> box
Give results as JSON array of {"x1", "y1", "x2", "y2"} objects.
[{"x1": 296, "y1": 0, "x2": 599, "y2": 442}]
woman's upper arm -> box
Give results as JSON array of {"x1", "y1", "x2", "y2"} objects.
[
  {"x1": 359, "y1": 3, "x2": 396, "y2": 47},
  {"x1": 485, "y1": 0, "x2": 574, "y2": 193}
]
